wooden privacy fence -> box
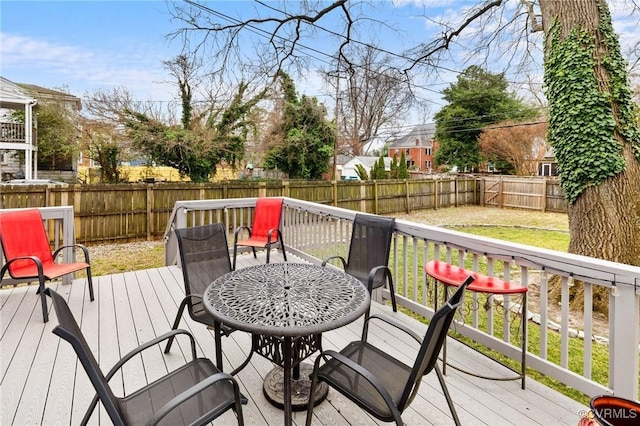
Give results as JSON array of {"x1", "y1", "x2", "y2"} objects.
[
  {"x1": 0, "y1": 176, "x2": 565, "y2": 244},
  {"x1": 480, "y1": 176, "x2": 567, "y2": 212}
]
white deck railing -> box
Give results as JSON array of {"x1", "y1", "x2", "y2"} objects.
[{"x1": 164, "y1": 197, "x2": 640, "y2": 401}]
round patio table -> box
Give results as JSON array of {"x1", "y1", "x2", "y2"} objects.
[{"x1": 203, "y1": 262, "x2": 369, "y2": 426}]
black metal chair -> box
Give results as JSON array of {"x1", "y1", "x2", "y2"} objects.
[
  {"x1": 322, "y1": 213, "x2": 397, "y2": 313},
  {"x1": 165, "y1": 223, "x2": 248, "y2": 374},
  {"x1": 45, "y1": 288, "x2": 244, "y2": 426},
  {"x1": 305, "y1": 275, "x2": 475, "y2": 426}
]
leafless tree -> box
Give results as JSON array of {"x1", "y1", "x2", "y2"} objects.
[
  {"x1": 169, "y1": 0, "x2": 640, "y2": 268},
  {"x1": 479, "y1": 120, "x2": 548, "y2": 175},
  {"x1": 324, "y1": 45, "x2": 415, "y2": 156}
]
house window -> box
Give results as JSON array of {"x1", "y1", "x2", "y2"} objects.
[
  {"x1": 425, "y1": 160, "x2": 431, "y2": 169},
  {"x1": 425, "y1": 148, "x2": 432, "y2": 156},
  {"x1": 540, "y1": 163, "x2": 553, "y2": 176}
]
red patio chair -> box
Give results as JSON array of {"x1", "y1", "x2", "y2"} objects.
[
  {"x1": 0, "y1": 208, "x2": 93, "y2": 322},
  {"x1": 232, "y1": 197, "x2": 287, "y2": 269}
]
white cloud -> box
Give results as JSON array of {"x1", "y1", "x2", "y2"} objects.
[{"x1": 1, "y1": 33, "x2": 175, "y2": 101}]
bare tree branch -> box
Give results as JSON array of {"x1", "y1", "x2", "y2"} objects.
[{"x1": 405, "y1": 0, "x2": 504, "y2": 71}]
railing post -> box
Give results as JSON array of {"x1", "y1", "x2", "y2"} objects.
[
  {"x1": 609, "y1": 283, "x2": 640, "y2": 399},
  {"x1": 165, "y1": 206, "x2": 187, "y2": 266}
]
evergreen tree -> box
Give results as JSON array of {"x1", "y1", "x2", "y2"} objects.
[
  {"x1": 354, "y1": 163, "x2": 369, "y2": 180},
  {"x1": 263, "y1": 72, "x2": 335, "y2": 179},
  {"x1": 398, "y1": 152, "x2": 409, "y2": 179},
  {"x1": 389, "y1": 155, "x2": 399, "y2": 179},
  {"x1": 434, "y1": 66, "x2": 538, "y2": 171},
  {"x1": 369, "y1": 155, "x2": 387, "y2": 180}
]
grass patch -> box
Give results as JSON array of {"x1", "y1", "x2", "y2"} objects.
[
  {"x1": 90, "y1": 242, "x2": 165, "y2": 276},
  {"x1": 450, "y1": 226, "x2": 569, "y2": 252}
]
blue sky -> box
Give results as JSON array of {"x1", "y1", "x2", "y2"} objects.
[
  {"x1": 2, "y1": 1, "x2": 639, "y2": 121},
  {"x1": 1, "y1": 1, "x2": 184, "y2": 101}
]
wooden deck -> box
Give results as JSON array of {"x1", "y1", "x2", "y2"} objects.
[{"x1": 1, "y1": 252, "x2": 587, "y2": 425}]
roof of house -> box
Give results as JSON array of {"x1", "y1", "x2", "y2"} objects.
[
  {"x1": 389, "y1": 123, "x2": 436, "y2": 148},
  {"x1": 343, "y1": 156, "x2": 392, "y2": 169},
  {"x1": 0, "y1": 76, "x2": 37, "y2": 109},
  {"x1": 17, "y1": 82, "x2": 82, "y2": 110},
  {"x1": 331, "y1": 154, "x2": 353, "y2": 166}
]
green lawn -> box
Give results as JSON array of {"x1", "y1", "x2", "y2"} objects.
[{"x1": 392, "y1": 208, "x2": 631, "y2": 406}]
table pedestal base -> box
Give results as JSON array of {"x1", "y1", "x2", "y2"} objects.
[{"x1": 263, "y1": 363, "x2": 329, "y2": 411}]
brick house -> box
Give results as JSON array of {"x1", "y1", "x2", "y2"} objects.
[{"x1": 388, "y1": 124, "x2": 438, "y2": 173}]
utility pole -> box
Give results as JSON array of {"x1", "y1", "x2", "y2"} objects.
[{"x1": 333, "y1": 66, "x2": 340, "y2": 180}]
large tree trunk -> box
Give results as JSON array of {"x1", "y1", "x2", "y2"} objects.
[{"x1": 540, "y1": 0, "x2": 640, "y2": 268}]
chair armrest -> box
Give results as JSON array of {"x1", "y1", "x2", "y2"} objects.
[
  {"x1": 83, "y1": 329, "x2": 201, "y2": 424},
  {"x1": 147, "y1": 372, "x2": 242, "y2": 426},
  {"x1": 321, "y1": 255, "x2": 347, "y2": 269},
  {"x1": 103, "y1": 329, "x2": 198, "y2": 381},
  {"x1": 366, "y1": 265, "x2": 392, "y2": 292},
  {"x1": 317, "y1": 349, "x2": 403, "y2": 423},
  {"x1": 1, "y1": 256, "x2": 45, "y2": 281},
  {"x1": 184, "y1": 293, "x2": 202, "y2": 303},
  {"x1": 364, "y1": 314, "x2": 423, "y2": 345},
  {"x1": 52, "y1": 243, "x2": 91, "y2": 263},
  {"x1": 266, "y1": 228, "x2": 282, "y2": 242},
  {"x1": 233, "y1": 225, "x2": 251, "y2": 242}
]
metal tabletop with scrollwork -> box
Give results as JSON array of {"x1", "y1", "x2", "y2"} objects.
[{"x1": 203, "y1": 263, "x2": 369, "y2": 337}]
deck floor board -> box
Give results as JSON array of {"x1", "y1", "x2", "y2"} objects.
[{"x1": 1, "y1": 251, "x2": 586, "y2": 425}]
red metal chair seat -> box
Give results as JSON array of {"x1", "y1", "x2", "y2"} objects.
[
  {"x1": 0, "y1": 208, "x2": 94, "y2": 322},
  {"x1": 425, "y1": 259, "x2": 527, "y2": 389}
]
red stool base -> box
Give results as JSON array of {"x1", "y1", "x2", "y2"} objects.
[{"x1": 425, "y1": 260, "x2": 528, "y2": 389}]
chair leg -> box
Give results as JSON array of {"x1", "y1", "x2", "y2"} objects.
[
  {"x1": 435, "y1": 363, "x2": 461, "y2": 426},
  {"x1": 387, "y1": 273, "x2": 397, "y2": 312},
  {"x1": 305, "y1": 357, "x2": 322, "y2": 426},
  {"x1": 164, "y1": 301, "x2": 187, "y2": 353},
  {"x1": 34, "y1": 276, "x2": 49, "y2": 322},
  {"x1": 251, "y1": 247, "x2": 257, "y2": 259},
  {"x1": 521, "y1": 292, "x2": 527, "y2": 390},
  {"x1": 214, "y1": 322, "x2": 224, "y2": 371},
  {"x1": 266, "y1": 242, "x2": 271, "y2": 264},
  {"x1": 232, "y1": 244, "x2": 238, "y2": 270},
  {"x1": 280, "y1": 235, "x2": 287, "y2": 262},
  {"x1": 39, "y1": 282, "x2": 49, "y2": 323},
  {"x1": 86, "y1": 267, "x2": 95, "y2": 301}
]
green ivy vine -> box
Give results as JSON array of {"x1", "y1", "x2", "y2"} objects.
[{"x1": 544, "y1": 5, "x2": 640, "y2": 204}]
